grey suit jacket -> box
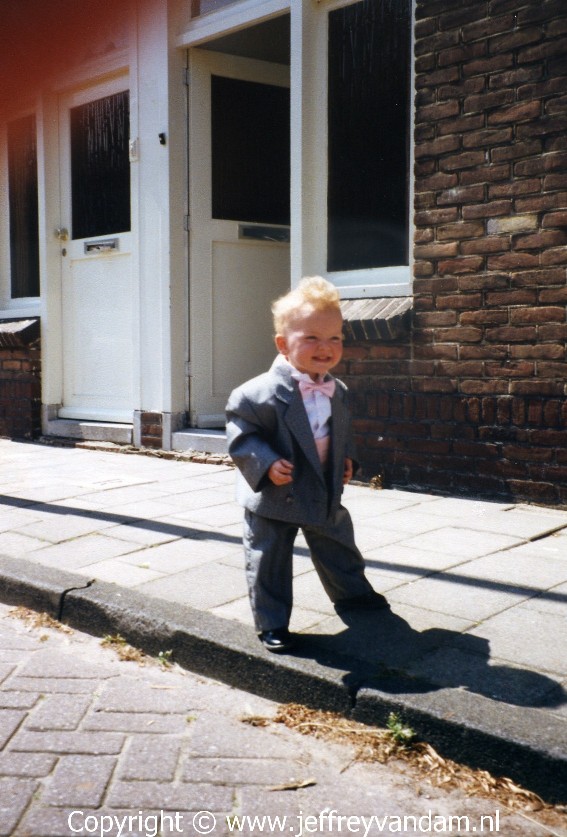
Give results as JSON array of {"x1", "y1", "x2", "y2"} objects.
[{"x1": 225, "y1": 355, "x2": 358, "y2": 526}]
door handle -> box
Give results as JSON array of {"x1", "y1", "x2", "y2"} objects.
[{"x1": 55, "y1": 227, "x2": 69, "y2": 241}]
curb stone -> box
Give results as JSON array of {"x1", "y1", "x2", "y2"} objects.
[{"x1": 0, "y1": 555, "x2": 565, "y2": 804}]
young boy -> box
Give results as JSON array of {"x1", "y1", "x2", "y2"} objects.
[{"x1": 225, "y1": 276, "x2": 388, "y2": 653}]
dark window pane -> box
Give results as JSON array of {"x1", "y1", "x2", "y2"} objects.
[
  {"x1": 328, "y1": 0, "x2": 411, "y2": 272},
  {"x1": 211, "y1": 75, "x2": 290, "y2": 225},
  {"x1": 8, "y1": 114, "x2": 40, "y2": 298},
  {"x1": 71, "y1": 91, "x2": 130, "y2": 239}
]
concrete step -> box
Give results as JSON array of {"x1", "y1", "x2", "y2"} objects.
[{"x1": 172, "y1": 427, "x2": 228, "y2": 454}]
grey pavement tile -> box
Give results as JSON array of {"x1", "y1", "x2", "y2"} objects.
[
  {"x1": 94, "y1": 676, "x2": 203, "y2": 714},
  {"x1": 369, "y1": 510, "x2": 457, "y2": 536},
  {"x1": 5, "y1": 677, "x2": 108, "y2": 694},
  {"x1": 344, "y1": 523, "x2": 408, "y2": 551},
  {"x1": 102, "y1": 521, "x2": 183, "y2": 546},
  {"x1": 0, "y1": 530, "x2": 52, "y2": 556},
  {"x1": 499, "y1": 535, "x2": 567, "y2": 561},
  {"x1": 106, "y1": 780, "x2": 233, "y2": 811},
  {"x1": 0, "y1": 691, "x2": 40, "y2": 709},
  {"x1": 83, "y1": 558, "x2": 166, "y2": 587},
  {"x1": 96, "y1": 498, "x2": 190, "y2": 520},
  {"x1": 411, "y1": 496, "x2": 515, "y2": 517},
  {"x1": 454, "y1": 551, "x2": 567, "y2": 593},
  {"x1": 168, "y1": 502, "x2": 244, "y2": 528},
  {"x1": 12, "y1": 513, "x2": 120, "y2": 544},
  {"x1": 16, "y1": 649, "x2": 116, "y2": 680},
  {"x1": 396, "y1": 526, "x2": 523, "y2": 559},
  {"x1": 387, "y1": 574, "x2": 528, "y2": 621},
  {"x1": 42, "y1": 754, "x2": 117, "y2": 807},
  {"x1": 136, "y1": 562, "x2": 248, "y2": 609},
  {"x1": 161, "y1": 486, "x2": 236, "y2": 509},
  {"x1": 521, "y1": 581, "x2": 567, "y2": 617},
  {"x1": 25, "y1": 694, "x2": 92, "y2": 731},
  {"x1": 72, "y1": 484, "x2": 173, "y2": 508},
  {"x1": 11, "y1": 730, "x2": 125, "y2": 755},
  {"x1": 83, "y1": 711, "x2": 189, "y2": 734},
  {"x1": 363, "y1": 543, "x2": 470, "y2": 576},
  {"x1": 182, "y1": 756, "x2": 307, "y2": 786},
  {"x1": 0, "y1": 663, "x2": 15, "y2": 684},
  {"x1": 447, "y1": 508, "x2": 567, "y2": 539},
  {"x1": 118, "y1": 535, "x2": 239, "y2": 573},
  {"x1": 465, "y1": 606, "x2": 567, "y2": 677},
  {"x1": 29, "y1": 533, "x2": 144, "y2": 570},
  {"x1": 188, "y1": 712, "x2": 303, "y2": 760},
  {"x1": 0, "y1": 709, "x2": 26, "y2": 748},
  {"x1": 0, "y1": 751, "x2": 56, "y2": 777},
  {"x1": 118, "y1": 735, "x2": 183, "y2": 781},
  {"x1": 0, "y1": 778, "x2": 38, "y2": 837}
]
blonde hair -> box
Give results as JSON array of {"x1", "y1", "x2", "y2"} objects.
[{"x1": 272, "y1": 276, "x2": 341, "y2": 334}]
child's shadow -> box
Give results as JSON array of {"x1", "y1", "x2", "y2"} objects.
[{"x1": 295, "y1": 608, "x2": 566, "y2": 709}]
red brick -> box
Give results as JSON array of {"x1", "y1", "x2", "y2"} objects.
[
  {"x1": 485, "y1": 288, "x2": 537, "y2": 306},
  {"x1": 438, "y1": 256, "x2": 485, "y2": 275},
  {"x1": 463, "y1": 90, "x2": 515, "y2": 115},
  {"x1": 415, "y1": 136, "x2": 461, "y2": 159},
  {"x1": 489, "y1": 26, "x2": 543, "y2": 53},
  {"x1": 460, "y1": 310, "x2": 508, "y2": 325},
  {"x1": 488, "y1": 101, "x2": 541, "y2": 126},
  {"x1": 510, "y1": 380, "x2": 564, "y2": 396},
  {"x1": 510, "y1": 343, "x2": 565, "y2": 360},
  {"x1": 462, "y1": 55, "x2": 514, "y2": 77},
  {"x1": 415, "y1": 207, "x2": 460, "y2": 225},
  {"x1": 437, "y1": 221, "x2": 484, "y2": 240},
  {"x1": 518, "y1": 37, "x2": 567, "y2": 65},
  {"x1": 414, "y1": 242, "x2": 459, "y2": 259},
  {"x1": 462, "y1": 200, "x2": 511, "y2": 219},
  {"x1": 485, "y1": 325, "x2": 537, "y2": 342},
  {"x1": 542, "y1": 248, "x2": 567, "y2": 266},
  {"x1": 491, "y1": 140, "x2": 542, "y2": 163},
  {"x1": 416, "y1": 101, "x2": 460, "y2": 124},
  {"x1": 488, "y1": 179, "x2": 541, "y2": 198},
  {"x1": 514, "y1": 230, "x2": 567, "y2": 250},
  {"x1": 487, "y1": 253, "x2": 540, "y2": 270},
  {"x1": 437, "y1": 114, "x2": 485, "y2": 137},
  {"x1": 460, "y1": 379, "x2": 510, "y2": 394},
  {"x1": 439, "y1": 150, "x2": 487, "y2": 171},
  {"x1": 461, "y1": 165, "x2": 511, "y2": 187},
  {"x1": 460, "y1": 237, "x2": 509, "y2": 255}
]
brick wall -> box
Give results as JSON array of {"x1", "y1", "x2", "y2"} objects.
[
  {"x1": 0, "y1": 320, "x2": 41, "y2": 440},
  {"x1": 340, "y1": 0, "x2": 567, "y2": 506}
]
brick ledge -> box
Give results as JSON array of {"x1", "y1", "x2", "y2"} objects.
[
  {"x1": 341, "y1": 297, "x2": 412, "y2": 341},
  {"x1": 0, "y1": 318, "x2": 40, "y2": 348}
]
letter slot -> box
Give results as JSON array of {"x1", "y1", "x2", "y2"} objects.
[{"x1": 84, "y1": 238, "x2": 119, "y2": 254}]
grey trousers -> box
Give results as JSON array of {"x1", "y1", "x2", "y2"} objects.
[{"x1": 243, "y1": 507, "x2": 375, "y2": 632}]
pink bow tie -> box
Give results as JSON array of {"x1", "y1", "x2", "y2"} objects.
[{"x1": 298, "y1": 379, "x2": 336, "y2": 398}]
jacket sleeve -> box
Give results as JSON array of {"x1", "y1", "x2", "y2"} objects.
[{"x1": 225, "y1": 388, "x2": 281, "y2": 493}]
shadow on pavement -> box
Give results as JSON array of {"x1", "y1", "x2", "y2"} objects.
[{"x1": 294, "y1": 608, "x2": 567, "y2": 709}]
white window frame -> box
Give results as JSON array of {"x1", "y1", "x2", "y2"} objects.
[
  {"x1": 0, "y1": 107, "x2": 42, "y2": 316},
  {"x1": 294, "y1": 0, "x2": 414, "y2": 299},
  {"x1": 177, "y1": 0, "x2": 414, "y2": 299}
]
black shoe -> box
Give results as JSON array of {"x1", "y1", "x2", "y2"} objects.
[
  {"x1": 259, "y1": 627, "x2": 295, "y2": 653},
  {"x1": 334, "y1": 592, "x2": 390, "y2": 615}
]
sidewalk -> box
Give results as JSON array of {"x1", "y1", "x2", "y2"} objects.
[{"x1": 0, "y1": 438, "x2": 566, "y2": 801}]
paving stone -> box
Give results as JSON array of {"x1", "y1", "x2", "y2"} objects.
[
  {"x1": 106, "y1": 780, "x2": 232, "y2": 811},
  {"x1": 12, "y1": 730, "x2": 125, "y2": 755},
  {"x1": 0, "y1": 751, "x2": 56, "y2": 777},
  {"x1": 26, "y1": 694, "x2": 91, "y2": 731},
  {"x1": 0, "y1": 709, "x2": 26, "y2": 748},
  {"x1": 118, "y1": 735, "x2": 183, "y2": 781},
  {"x1": 181, "y1": 756, "x2": 307, "y2": 786},
  {"x1": 5, "y1": 677, "x2": 103, "y2": 694},
  {"x1": 0, "y1": 778, "x2": 38, "y2": 836},
  {"x1": 0, "y1": 690, "x2": 40, "y2": 708},
  {"x1": 42, "y1": 754, "x2": 117, "y2": 807},
  {"x1": 83, "y1": 710, "x2": 188, "y2": 734},
  {"x1": 187, "y1": 714, "x2": 302, "y2": 760},
  {"x1": 95, "y1": 677, "x2": 197, "y2": 714}
]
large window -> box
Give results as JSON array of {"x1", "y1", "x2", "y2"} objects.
[
  {"x1": 8, "y1": 114, "x2": 40, "y2": 298},
  {"x1": 70, "y1": 90, "x2": 130, "y2": 240},
  {"x1": 327, "y1": 0, "x2": 411, "y2": 274}
]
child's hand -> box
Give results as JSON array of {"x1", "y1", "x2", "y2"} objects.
[
  {"x1": 343, "y1": 457, "x2": 354, "y2": 485},
  {"x1": 268, "y1": 458, "x2": 294, "y2": 486}
]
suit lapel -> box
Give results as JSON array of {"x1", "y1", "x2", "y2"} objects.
[{"x1": 272, "y1": 357, "x2": 327, "y2": 484}]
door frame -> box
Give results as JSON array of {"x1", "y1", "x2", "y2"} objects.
[
  {"x1": 57, "y1": 72, "x2": 137, "y2": 423},
  {"x1": 188, "y1": 48, "x2": 290, "y2": 427}
]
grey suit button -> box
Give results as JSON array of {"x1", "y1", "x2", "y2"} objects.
[{"x1": 285, "y1": 494, "x2": 294, "y2": 504}]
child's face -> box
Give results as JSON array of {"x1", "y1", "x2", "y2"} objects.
[{"x1": 275, "y1": 305, "x2": 344, "y2": 380}]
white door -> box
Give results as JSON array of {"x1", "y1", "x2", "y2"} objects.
[
  {"x1": 58, "y1": 77, "x2": 134, "y2": 423},
  {"x1": 188, "y1": 49, "x2": 290, "y2": 427}
]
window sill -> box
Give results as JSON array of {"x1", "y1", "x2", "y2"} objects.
[
  {"x1": 0, "y1": 317, "x2": 40, "y2": 348},
  {"x1": 340, "y1": 297, "x2": 412, "y2": 341}
]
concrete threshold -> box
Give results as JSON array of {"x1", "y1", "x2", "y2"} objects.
[{"x1": 0, "y1": 554, "x2": 565, "y2": 804}]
